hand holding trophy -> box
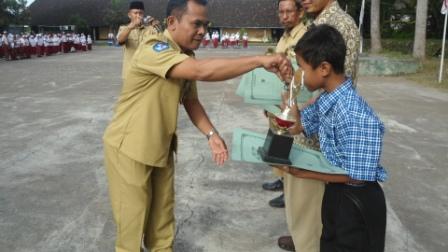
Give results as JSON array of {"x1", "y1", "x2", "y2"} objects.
[{"x1": 259, "y1": 70, "x2": 304, "y2": 165}]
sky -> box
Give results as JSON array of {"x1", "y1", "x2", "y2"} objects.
[{"x1": 27, "y1": 0, "x2": 35, "y2": 7}]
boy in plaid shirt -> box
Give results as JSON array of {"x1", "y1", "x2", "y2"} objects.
[{"x1": 278, "y1": 24, "x2": 387, "y2": 252}]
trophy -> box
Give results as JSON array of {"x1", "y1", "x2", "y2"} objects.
[
  {"x1": 259, "y1": 72, "x2": 303, "y2": 165},
  {"x1": 143, "y1": 16, "x2": 163, "y2": 32}
]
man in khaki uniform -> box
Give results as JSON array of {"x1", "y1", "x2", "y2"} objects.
[
  {"x1": 275, "y1": 1, "x2": 308, "y2": 59},
  {"x1": 262, "y1": 2, "x2": 324, "y2": 251},
  {"x1": 264, "y1": 1, "x2": 309, "y2": 209},
  {"x1": 117, "y1": 1, "x2": 161, "y2": 80},
  {"x1": 277, "y1": 1, "x2": 361, "y2": 252},
  {"x1": 103, "y1": 1, "x2": 292, "y2": 251}
]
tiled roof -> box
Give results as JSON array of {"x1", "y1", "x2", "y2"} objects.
[{"x1": 30, "y1": 0, "x2": 281, "y2": 28}]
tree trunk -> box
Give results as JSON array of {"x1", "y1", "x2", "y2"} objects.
[
  {"x1": 413, "y1": 0, "x2": 429, "y2": 59},
  {"x1": 370, "y1": 0, "x2": 382, "y2": 53}
]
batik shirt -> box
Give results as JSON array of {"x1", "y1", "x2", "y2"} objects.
[{"x1": 314, "y1": 1, "x2": 361, "y2": 86}]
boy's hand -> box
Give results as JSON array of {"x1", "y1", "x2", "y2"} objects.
[
  {"x1": 263, "y1": 109, "x2": 269, "y2": 118},
  {"x1": 278, "y1": 94, "x2": 302, "y2": 134},
  {"x1": 272, "y1": 165, "x2": 308, "y2": 178},
  {"x1": 287, "y1": 102, "x2": 302, "y2": 134}
]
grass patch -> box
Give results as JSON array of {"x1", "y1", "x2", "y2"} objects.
[
  {"x1": 367, "y1": 48, "x2": 448, "y2": 90},
  {"x1": 406, "y1": 58, "x2": 448, "y2": 90},
  {"x1": 377, "y1": 49, "x2": 413, "y2": 59}
]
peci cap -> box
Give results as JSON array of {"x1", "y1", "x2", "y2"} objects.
[{"x1": 129, "y1": 1, "x2": 144, "y2": 10}]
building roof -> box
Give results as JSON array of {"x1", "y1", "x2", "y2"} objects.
[{"x1": 29, "y1": 0, "x2": 281, "y2": 28}]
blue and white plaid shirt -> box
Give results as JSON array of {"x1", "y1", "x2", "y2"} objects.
[{"x1": 301, "y1": 79, "x2": 388, "y2": 182}]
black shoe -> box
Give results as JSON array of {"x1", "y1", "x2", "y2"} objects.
[
  {"x1": 278, "y1": 236, "x2": 295, "y2": 251},
  {"x1": 269, "y1": 193, "x2": 285, "y2": 208},
  {"x1": 262, "y1": 179, "x2": 283, "y2": 191}
]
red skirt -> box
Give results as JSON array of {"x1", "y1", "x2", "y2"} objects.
[{"x1": 212, "y1": 39, "x2": 218, "y2": 48}]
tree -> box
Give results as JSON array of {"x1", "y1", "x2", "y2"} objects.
[
  {"x1": 0, "y1": 1, "x2": 14, "y2": 27},
  {"x1": 1, "y1": 0, "x2": 29, "y2": 27},
  {"x1": 11, "y1": 0, "x2": 30, "y2": 25},
  {"x1": 69, "y1": 14, "x2": 89, "y2": 34},
  {"x1": 370, "y1": 0, "x2": 382, "y2": 53},
  {"x1": 413, "y1": 0, "x2": 429, "y2": 59},
  {"x1": 103, "y1": 0, "x2": 128, "y2": 33}
]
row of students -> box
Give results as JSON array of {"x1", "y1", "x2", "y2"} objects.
[{"x1": 0, "y1": 32, "x2": 93, "y2": 61}]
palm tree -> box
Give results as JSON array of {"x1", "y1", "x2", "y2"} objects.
[
  {"x1": 370, "y1": 0, "x2": 382, "y2": 53},
  {"x1": 413, "y1": 0, "x2": 429, "y2": 59}
]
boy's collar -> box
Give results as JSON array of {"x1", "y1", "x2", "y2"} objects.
[{"x1": 318, "y1": 78, "x2": 353, "y2": 114}]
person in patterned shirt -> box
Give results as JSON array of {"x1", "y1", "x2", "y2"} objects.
[
  {"x1": 278, "y1": 24, "x2": 387, "y2": 252},
  {"x1": 302, "y1": 0, "x2": 361, "y2": 86}
]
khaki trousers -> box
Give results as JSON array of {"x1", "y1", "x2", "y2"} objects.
[
  {"x1": 104, "y1": 144, "x2": 175, "y2": 252},
  {"x1": 284, "y1": 173, "x2": 325, "y2": 252}
]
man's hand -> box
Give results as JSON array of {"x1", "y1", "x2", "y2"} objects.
[
  {"x1": 150, "y1": 19, "x2": 163, "y2": 32},
  {"x1": 208, "y1": 134, "x2": 229, "y2": 166},
  {"x1": 128, "y1": 15, "x2": 143, "y2": 29},
  {"x1": 261, "y1": 54, "x2": 293, "y2": 82}
]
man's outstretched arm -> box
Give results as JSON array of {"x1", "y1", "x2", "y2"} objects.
[
  {"x1": 183, "y1": 98, "x2": 228, "y2": 166},
  {"x1": 167, "y1": 54, "x2": 292, "y2": 82}
]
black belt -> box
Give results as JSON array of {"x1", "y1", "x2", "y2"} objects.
[{"x1": 327, "y1": 180, "x2": 376, "y2": 187}]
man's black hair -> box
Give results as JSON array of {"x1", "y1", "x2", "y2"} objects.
[
  {"x1": 166, "y1": 0, "x2": 208, "y2": 18},
  {"x1": 277, "y1": 0, "x2": 303, "y2": 11},
  {"x1": 294, "y1": 24, "x2": 346, "y2": 74}
]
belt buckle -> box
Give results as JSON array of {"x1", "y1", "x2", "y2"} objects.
[{"x1": 346, "y1": 180, "x2": 366, "y2": 187}]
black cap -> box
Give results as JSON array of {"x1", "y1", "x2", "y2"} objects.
[{"x1": 129, "y1": 1, "x2": 144, "y2": 10}]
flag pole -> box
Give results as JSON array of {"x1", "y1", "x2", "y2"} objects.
[
  {"x1": 359, "y1": 0, "x2": 366, "y2": 54},
  {"x1": 439, "y1": 12, "x2": 448, "y2": 83}
]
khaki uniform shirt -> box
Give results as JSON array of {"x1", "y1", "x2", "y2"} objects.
[
  {"x1": 275, "y1": 22, "x2": 307, "y2": 59},
  {"x1": 314, "y1": 1, "x2": 361, "y2": 86},
  {"x1": 271, "y1": 22, "x2": 320, "y2": 150},
  {"x1": 104, "y1": 30, "x2": 198, "y2": 167},
  {"x1": 118, "y1": 25, "x2": 159, "y2": 79}
]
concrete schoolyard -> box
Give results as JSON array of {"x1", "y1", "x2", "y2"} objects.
[{"x1": 0, "y1": 46, "x2": 447, "y2": 251}]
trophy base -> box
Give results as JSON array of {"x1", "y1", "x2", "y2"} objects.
[
  {"x1": 258, "y1": 129, "x2": 293, "y2": 165},
  {"x1": 258, "y1": 147, "x2": 292, "y2": 165}
]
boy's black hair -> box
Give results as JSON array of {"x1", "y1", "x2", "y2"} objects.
[
  {"x1": 166, "y1": 0, "x2": 208, "y2": 18},
  {"x1": 277, "y1": 0, "x2": 303, "y2": 11},
  {"x1": 294, "y1": 24, "x2": 346, "y2": 74}
]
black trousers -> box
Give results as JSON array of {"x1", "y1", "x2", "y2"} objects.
[{"x1": 321, "y1": 182, "x2": 386, "y2": 252}]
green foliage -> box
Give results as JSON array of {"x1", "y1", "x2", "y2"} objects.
[
  {"x1": 407, "y1": 58, "x2": 448, "y2": 89},
  {"x1": 68, "y1": 14, "x2": 89, "y2": 34},
  {"x1": 337, "y1": 0, "x2": 447, "y2": 39},
  {"x1": 103, "y1": 0, "x2": 128, "y2": 31},
  {"x1": 363, "y1": 38, "x2": 445, "y2": 56},
  {"x1": 0, "y1": 0, "x2": 30, "y2": 27}
]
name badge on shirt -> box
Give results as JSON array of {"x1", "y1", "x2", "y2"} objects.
[{"x1": 153, "y1": 42, "x2": 169, "y2": 52}]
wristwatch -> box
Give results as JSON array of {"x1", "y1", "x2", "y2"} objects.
[{"x1": 206, "y1": 128, "x2": 219, "y2": 140}]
